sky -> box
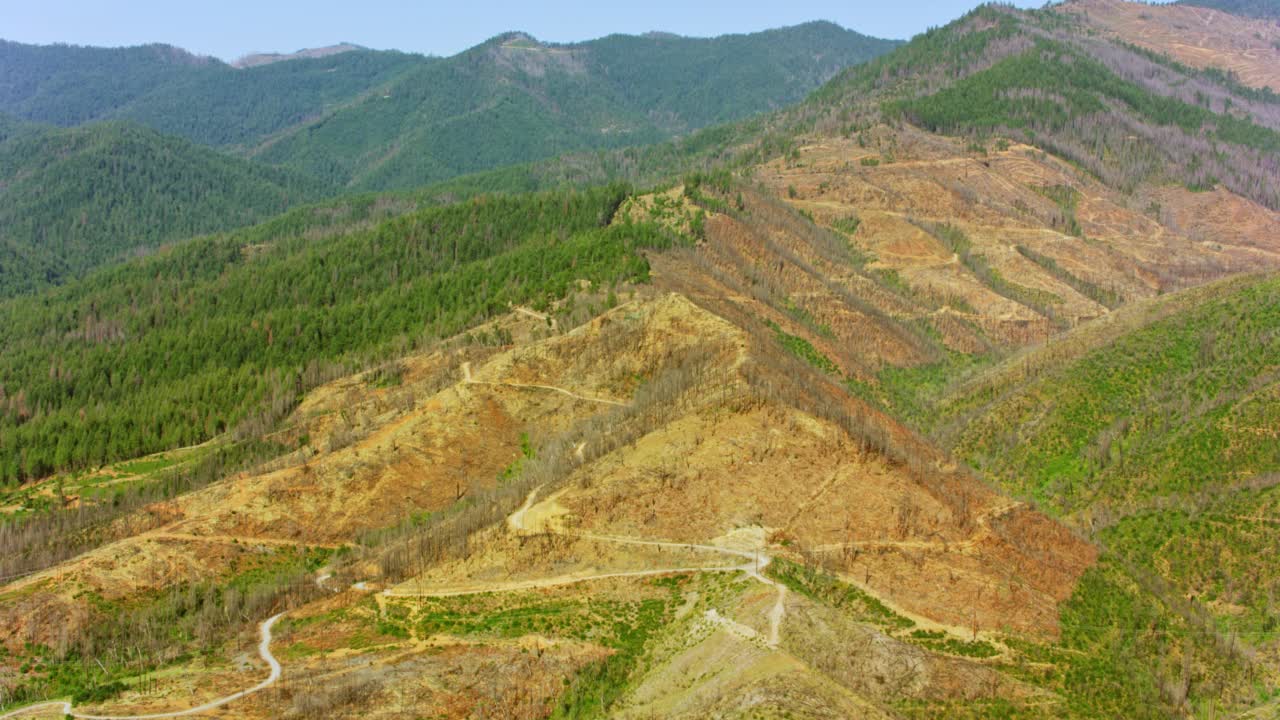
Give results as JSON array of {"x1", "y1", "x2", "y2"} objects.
[{"x1": 4, "y1": 0, "x2": 1048, "y2": 62}]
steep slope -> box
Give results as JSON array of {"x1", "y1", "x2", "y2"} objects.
[
  {"x1": 936, "y1": 274, "x2": 1280, "y2": 521},
  {"x1": 1, "y1": 2, "x2": 1279, "y2": 717},
  {"x1": 3, "y1": 161, "x2": 1270, "y2": 717},
  {"x1": 0, "y1": 186, "x2": 664, "y2": 484},
  {"x1": 797, "y1": 3, "x2": 1280, "y2": 210},
  {"x1": 0, "y1": 283, "x2": 1095, "y2": 719},
  {"x1": 1176, "y1": 0, "x2": 1280, "y2": 20},
  {"x1": 917, "y1": 275, "x2": 1280, "y2": 717},
  {"x1": 422, "y1": 2, "x2": 1280, "y2": 220},
  {"x1": 1064, "y1": 0, "x2": 1280, "y2": 92},
  {"x1": 248, "y1": 24, "x2": 900, "y2": 189},
  {"x1": 0, "y1": 169, "x2": 1273, "y2": 719},
  {"x1": 0, "y1": 121, "x2": 326, "y2": 297},
  {"x1": 748, "y1": 126, "x2": 1280, "y2": 349},
  {"x1": 658, "y1": 3, "x2": 1279, "y2": 362}
]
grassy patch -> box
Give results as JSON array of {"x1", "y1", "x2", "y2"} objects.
[
  {"x1": 907, "y1": 629, "x2": 1000, "y2": 658},
  {"x1": 919, "y1": 222, "x2": 1064, "y2": 322},
  {"x1": 551, "y1": 576, "x2": 685, "y2": 719},
  {"x1": 830, "y1": 214, "x2": 861, "y2": 236},
  {"x1": 765, "y1": 320, "x2": 839, "y2": 374},
  {"x1": 782, "y1": 298, "x2": 835, "y2": 339},
  {"x1": 849, "y1": 351, "x2": 990, "y2": 433},
  {"x1": 280, "y1": 641, "x2": 322, "y2": 660},
  {"x1": 1031, "y1": 184, "x2": 1084, "y2": 237},
  {"x1": 766, "y1": 558, "x2": 913, "y2": 630},
  {"x1": 950, "y1": 275, "x2": 1280, "y2": 516}
]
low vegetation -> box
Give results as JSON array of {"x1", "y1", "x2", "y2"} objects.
[
  {"x1": 2, "y1": 546, "x2": 329, "y2": 709},
  {"x1": 0, "y1": 185, "x2": 688, "y2": 485},
  {"x1": 767, "y1": 558, "x2": 913, "y2": 630},
  {"x1": 948, "y1": 274, "x2": 1280, "y2": 517},
  {"x1": 765, "y1": 320, "x2": 839, "y2": 374},
  {"x1": 3, "y1": 1, "x2": 1279, "y2": 716}
]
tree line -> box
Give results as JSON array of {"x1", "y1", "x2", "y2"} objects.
[{"x1": 0, "y1": 184, "x2": 687, "y2": 485}]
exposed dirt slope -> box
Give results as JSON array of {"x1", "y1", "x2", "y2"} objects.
[
  {"x1": 0, "y1": 294, "x2": 721, "y2": 645},
  {"x1": 751, "y1": 127, "x2": 1280, "y2": 347},
  {"x1": 1063, "y1": 0, "x2": 1280, "y2": 91},
  {"x1": 0, "y1": 287, "x2": 1095, "y2": 718}
]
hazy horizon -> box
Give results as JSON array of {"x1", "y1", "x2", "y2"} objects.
[{"x1": 6, "y1": 0, "x2": 1049, "y2": 62}]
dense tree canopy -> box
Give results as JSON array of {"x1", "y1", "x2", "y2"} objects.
[
  {"x1": 0, "y1": 40, "x2": 422, "y2": 145},
  {"x1": 0, "y1": 185, "x2": 684, "y2": 484},
  {"x1": 0, "y1": 26, "x2": 898, "y2": 191},
  {"x1": 0, "y1": 121, "x2": 328, "y2": 297}
]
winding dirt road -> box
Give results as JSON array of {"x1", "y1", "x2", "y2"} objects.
[
  {"x1": 0, "y1": 614, "x2": 283, "y2": 720},
  {"x1": 2, "y1": 363, "x2": 636, "y2": 718},
  {"x1": 386, "y1": 486, "x2": 790, "y2": 647}
]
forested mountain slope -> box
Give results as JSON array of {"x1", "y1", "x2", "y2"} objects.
[
  {"x1": 0, "y1": 121, "x2": 326, "y2": 297},
  {"x1": 0, "y1": 40, "x2": 218, "y2": 126},
  {"x1": 925, "y1": 275, "x2": 1280, "y2": 717},
  {"x1": 0, "y1": 186, "x2": 660, "y2": 482},
  {"x1": 0, "y1": 39, "x2": 424, "y2": 146},
  {"x1": 252, "y1": 22, "x2": 899, "y2": 189},
  {"x1": 0, "y1": 177, "x2": 1104, "y2": 719},
  {"x1": 1, "y1": 1, "x2": 1280, "y2": 717},
  {"x1": 0, "y1": 24, "x2": 899, "y2": 190},
  {"x1": 0, "y1": 24, "x2": 897, "y2": 296},
  {"x1": 2, "y1": 168, "x2": 1274, "y2": 719}
]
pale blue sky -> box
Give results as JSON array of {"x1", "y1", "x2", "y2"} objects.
[{"x1": 5, "y1": 0, "x2": 1050, "y2": 62}]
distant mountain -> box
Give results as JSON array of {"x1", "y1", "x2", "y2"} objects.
[
  {"x1": 0, "y1": 23, "x2": 899, "y2": 189},
  {"x1": 255, "y1": 22, "x2": 900, "y2": 190},
  {"x1": 0, "y1": 41, "x2": 222, "y2": 127},
  {"x1": 0, "y1": 111, "x2": 40, "y2": 141},
  {"x1": 0, "y1": 121, "x2": 325, "y2": 297},
  {"x1": 1176, "y1": 0, "x2": 1280, "y2": 20},
  {"x1": 232, "y1": 43, "x2": 364, "y2": 68},
  {"x1": 0, "y1": 39, "x2": 424, "y2": 148},
  {"x1": 113, "y1": 49, "x2": 424, "y2": 149},
  {"x1": 3, "y1": 3, "x2": 1280, "y2": 718}
]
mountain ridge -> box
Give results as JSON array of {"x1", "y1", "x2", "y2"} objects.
[
  {"x1": 0, "y1": 21, "x2": 901, "y2": 296},
  {"x1": 1, "y1": 1, "x2": 1279, "y2": 716},
  {"x1": 0, "y1": 24, "x2": 901, "y2": 190},
  {"x1": 232, "y1": 42, "x2": 365, "y2": 68},
  {"x1": 247, "y1": 21, "x2": 901, "y2": 190}
]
